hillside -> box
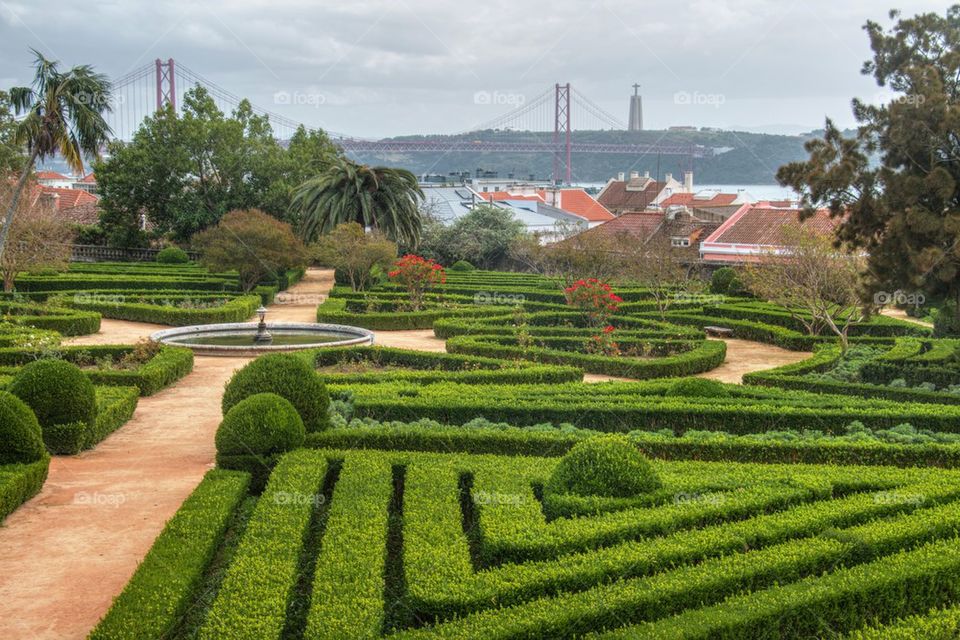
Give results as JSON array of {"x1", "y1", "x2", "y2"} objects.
[{"x1": 346, "y1": 128, "x2": 821, "y2": 184}]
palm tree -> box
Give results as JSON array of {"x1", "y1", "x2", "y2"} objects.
[
  {"x1": 2, "y1": 49, "x2": 112, "y2": 261},
  {"x1": 293, "y1": 157, "x2": 424, "y2": 247}
]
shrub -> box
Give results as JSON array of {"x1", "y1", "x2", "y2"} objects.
[
  {"x1": 450, "y1": 260, "x2": 475, "y2": 272},
  {"x1": 222, "y1": 353, "x2": 330, "y2": 431},
  {"x1": 545, "y1": 435, "x2": 661, "y2": 498},
  {"x1": 710, "y1": 266, "x2": 743, "y2": 295},
  {"x1": 9, "y1": 359, "x2": 96, "y2": 433},
  {"x1": 155, "y1": 246, "x2": 190, "y2": 264},
  {"x1": 665, "y1": 377, "x2": 730, "y2": 398},
  {"x1": 215, "y1": 393, "x2": 305, "y2": 456},
  {"x1": 935, "y1": 301, "x2": 960, "y2": 337},
  {"x1": 0, "y1": 391, "x2": 45, "y2": 464}
]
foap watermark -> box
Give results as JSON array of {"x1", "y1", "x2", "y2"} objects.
[
  {"x1": 673, "y1": 491, "x2": 726, "y2": 506},
  {"x1": 273, "y1": 90, "x2": 326, "y2": 108},
  {"x1": 273, "y1": 491, "x2": 326, "y2": 507},
  {"x1": 673, "y1": 91, "x2": 725, "y2": 108},
  {"x1": 674, "y1": 292, "x2": 726, "y2": 305},
  {"x1": 474, "y1": 291, "x2": 525, "y2": 305},
  {"x1": 873, "y1": 290, "x2": 925, "y2": 306},
  {"x1": 74, "y1": 91, "x2": 125, "y2": 110},
  {"x1": 274, "y1": 293, "x2": 326, "y2": 306},
  {"x1": 472, "y1": 490, "x2": 524, "y2": 507},
  {"x1": 74, "y1": 292, "x2": 125, "y2": 305},
  {"x1": 873, "y1": 490, "x2": 925, "y2": 506},
  {"x1": 473, "y1": 90, "x2": 526, "y2": 107},
  {"x1": 874, "y1": 91, "x2": 926, "y2": 107},
  {"x1": 74, "y1": 491, "x2": 126, "y2": 508}
]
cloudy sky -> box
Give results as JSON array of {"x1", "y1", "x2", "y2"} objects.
[{"x1": 0, "y1": 0, "x2": 950, "y2": 138}]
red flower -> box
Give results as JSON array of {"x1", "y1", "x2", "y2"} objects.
[{"x1": 603, "y1": 325, "x2": 615, "y2": 333}]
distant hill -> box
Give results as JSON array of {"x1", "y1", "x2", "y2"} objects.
[{"x1": 346, "y1": 128, "x2": 827, "y2": 185}]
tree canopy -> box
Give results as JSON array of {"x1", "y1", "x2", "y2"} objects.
[
  {"x1": 95, "y1": 86, "x2": 340, "y2": 246},
  {"x1": 778, "y1": 5, "x2": 960, "y2": 321}
]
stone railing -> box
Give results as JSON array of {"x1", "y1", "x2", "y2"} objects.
[{"x1": 70, "y1": 244, "x2": 202, "y2": 263}]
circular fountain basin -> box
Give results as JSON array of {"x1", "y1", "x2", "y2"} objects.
[{"x1": 150, "y1": 322, "x2": 375, "y2": 356}]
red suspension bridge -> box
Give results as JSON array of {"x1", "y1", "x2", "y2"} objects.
[{"x1": 106, "y1": 59, "x2": 711, "y2": 183}]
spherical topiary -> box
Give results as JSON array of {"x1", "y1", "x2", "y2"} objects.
[
  {"x1": 156, "y1": 246, "x2": 190, "y2": 264},
  {"x1": 709, "y1": 267, "x2": 743, "y2": 295},
  {"x1": 215, "y1": 392, "x2": 305, "y2": 456},
  {"x1": 664, "y1": 377, "x2": 730, "y2": 398},
  {"x1": 222, "y1": 353, "x2": 330, "y2": 431},
  {"x1": 450, "y1": 260, "x2": 475, "y2": 272},
  {"x1": 0, "y1": 391, "x2": 46, "y2": 464},
  {"x1": 9, "y1": 359, "x2": 96, "y2": 430},
  {"x1": 545, "y1": 435, "x2": 661, "y2": 498}
]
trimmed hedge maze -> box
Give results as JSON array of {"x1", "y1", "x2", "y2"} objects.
[{"x1": 93, "y1": 448, "x2": 960, "y2": 639}]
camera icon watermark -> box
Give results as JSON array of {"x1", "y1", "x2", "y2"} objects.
[
  {"x1": 473, "y1": 90, "x2": 526, "y2": 107},
  {"x1": 474, "y1": 291, "x2": 525, "y2": 305},
  {"x1": 74, "y1": 491, "x2": 126, "y2": 508},
  {"x1": 273, "y1": 90, "x2": 326, "y2": 108},
  {"x1": 873, "y1": 290, "x2": 925, "y2": 306},
  {"x1": 673, "y1": 91, "x2": 726, "y2": 108}
]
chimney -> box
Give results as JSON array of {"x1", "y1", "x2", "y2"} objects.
[
  {"x1": 665, "y1": 172, "x2": 673, "y2": 183},
  {"x1": 629, "y1": 171, "x2": 639, "y2": 179},
  {"x1": 643, "y1": 170, "x2": 650, "y2": 179},
  {"x1": 683, "y1": 171, "x2": 694, "y2": 193},
  {"x1": 617, "y1": 172, "x2": 625, "y2": 181}
]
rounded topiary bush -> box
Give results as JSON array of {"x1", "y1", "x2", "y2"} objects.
[
  {"x1": 709, "y1": 266, "x2": 743, "y2": 295},
  {"x1": 222, "y1": 353, "x2": 331, "y2": 431},
  {"x1": 156, "y1": 246, "x2": 190, "y2": 264},
  {"x1": 9, "y1": 359, "x2": 96, "y2": 430},
  {"x1": 0, "y1": 391, "x2": 46, "y2": 464},
  {"x1": 215, "y1": 392, "x2": 305, "y2": 456},
  {"x1": 450, "y1": 260, "x2": 475, "y2": 272},
  {"x1": 545, "y1": 435, "x2": 661, "y2": 498},
  {"x1": 664, "y1": 377, "x2": 730, "y2": 398}
]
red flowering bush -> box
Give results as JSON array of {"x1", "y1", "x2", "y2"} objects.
[
  {"x1": 388, "y1": 254, "x2": 446, "y2": 310},
  {"x1": 564, "y1": 278, "x2": 623, "y2": 326},
  {"x1": 586, "y1": 324, "x2": 620, "y2": 356}
]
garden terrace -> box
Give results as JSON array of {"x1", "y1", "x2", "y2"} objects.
[{"x1": 92, "y1": 448, "x2": 960, "y2": 639}]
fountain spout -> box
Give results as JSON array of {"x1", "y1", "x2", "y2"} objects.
[{"x1": 254, "y1": 305, "x2": 273, "y2": 344}]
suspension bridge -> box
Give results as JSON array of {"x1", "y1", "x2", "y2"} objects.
[{"x1": 106, "y1": 59, "x2": 711, "y2": 183}]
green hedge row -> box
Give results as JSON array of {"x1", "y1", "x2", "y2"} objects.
[
  {"x1": 15, "y1": 274, "x2": 240, "y2": 292},
  {"x1": 861, "y1": 361, "x2": 960, "y2": 388},
  {"x1": 311, "y1": 346, "x2": 583, "y2": 385},
  {"x1": 89, "y1": 469, "x2": 250, "y2": 640},
  {"x1": 317, "y1": 297, "x2": 511, "y2": 330},
  {"x1": 432, "y1": 311, "x2": 703, "y2": 340},
  {"x1": 335, "y1": 380, "x2": 960, "y2": 434},
  {"x1": 0, "y1": 346, "x2": 194, "y2": 396},
  {"x1": 42, "y1": 386, "x2": 140, "y2": 455},
  {"x1": 446, "y1": 334, "x2": 727, "y2": 378},
  {"x1": 199, "y1": 450, "x2": 328, "y2": 639},
  {"x1": 709, "y1": 302, "x2": 930, "y2": 338},
  {"x1": 0, "y1": 301, "x2": 100, "y2": 336},
  {"x1": 844, "y1": 604, "x2": 960, "y2": 639},
  {"x1": 69, "y1": 294, "x2": 261, "y2": 326},
  {"x1": 0, "y1": 456, "x2": 49, "y2": 523}
]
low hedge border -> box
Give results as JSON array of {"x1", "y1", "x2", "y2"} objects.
[
  {"x1": 68, "y1": 294, "x2": 261, "y2": 326},
  {"x1": 432, "y1": 311, "x2": 703, "y2": 341},
  {"x1": 37, "y1": 386, "x2": 139, "y2": 455},
  {"x1": 708, "y1": 303, "x2": 930, "y2": 338},
  {"x1": 317, "y1": 298, "x2": 512, "y2": 330},
  {"x1": 15, "y1": 274, "x2": 239, "y2": 293},
  {"x1": 446, "y1": 335, "x2": 727, "y2": 378},
  {"x1": 307, "y1": 423, "x2": 960, "y2": 468},
  {"x1": 0, "y1": 455, "x2": 50, "y2": 523},
  {"x1": 310, "y1": 345, "x2": 584, "y2": 385},
  {"x1": 0, "y1": 301, "x2": 100, "y2": 336},
  {"x1": 0, "y1": 346, "x2": 194, "y2": 396},
  {"x1": 89, "y1": 469, "x2": 251, "y2": 640}
]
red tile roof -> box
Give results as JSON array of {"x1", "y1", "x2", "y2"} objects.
[
  {"x1": 540, "y1": 189, "x2": 614, "y2": 222},
  {"x1": 701, "y1": 204, "x2": 839, "y2": 262},
  {"x1": 597, "y1": 179, "x2": 664, "y2": 213},
  {"x1": 584, "y1": 211, "x2": 665, "y2": 239},
  {"x1": 78, "y1": 173, "x2": 97, "y2": 184},
  {"x1": 35, "y1": 171, "x2": 70, "y2": 181},
  {"x1": 480, "y1": 191, "x2": 542, "y2": 202},
  {"x1": 660, "y1": 191, "x2": 739, "y2": 208},
  {"x1": 40, "y1": 187, "x2": 99, "y2": 209}
]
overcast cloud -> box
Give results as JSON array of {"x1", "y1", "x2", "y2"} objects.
[{"x1": 0, "y1": 0, "x2": 950, "y2": 138}]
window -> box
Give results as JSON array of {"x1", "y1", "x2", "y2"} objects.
[{"x1": 671, "y1": 237, "x2": 690, "y2": 248}]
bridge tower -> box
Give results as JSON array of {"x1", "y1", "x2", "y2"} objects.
[
  {"x1": 553, "y1": 83, "x2": 571, "y2": 185},
  {"x1": 155, "y1": 58, "x2": 176, "y2": 112}
]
